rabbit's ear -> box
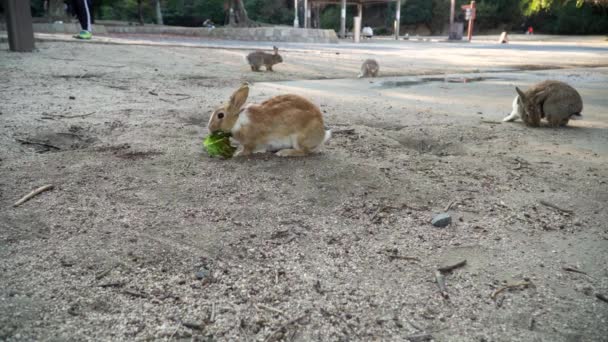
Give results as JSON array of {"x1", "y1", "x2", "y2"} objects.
[
  {"x1": 515, "y1": 87, "x2": 526, "y2": 103},
  {"x1": 273, "y1": 46, "x2": 278, "y2": 55},
  {"x1": 228, "y1": 83, "x2": 249, "y2": 113}
]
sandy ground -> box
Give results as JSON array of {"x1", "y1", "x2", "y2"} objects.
[{"x1": 1, "y1": 38, "x2": 608, "y2": 342}]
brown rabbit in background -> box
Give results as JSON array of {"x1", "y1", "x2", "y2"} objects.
[
  {"x1": 207, "y1": 83, "x2": 331, "y2": 157},
  {"x1": 503, "y1": 80, "x2": 583, "y2": 127},
  {"x1": 246, "y1": 46, "x2": 283, "y2": 72},
  {"x1": 358, "y1": 59, "x2": 379, "y2": 78}
]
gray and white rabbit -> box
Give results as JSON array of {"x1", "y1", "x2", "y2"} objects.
[
  {"x1": 503, "y1": 80, "x2": 583, "y2": 127},
  {"x1": 358, "y1": 59, "x2": 379, "y2": 78}
]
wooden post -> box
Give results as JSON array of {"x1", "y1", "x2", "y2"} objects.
[
  {"x1": 394, "y1": 0, "x2": 401, "y2": 40},
  {"x1": 340, "y1": 0, "x2": 346, "y2": 38},
  {"x1": 5, "y1": 0, "x2": 36, "y2": 52}
]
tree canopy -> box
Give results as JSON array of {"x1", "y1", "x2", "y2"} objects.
[{"x1": 19, "y1": 0, "x2": 608, "y2": 35}]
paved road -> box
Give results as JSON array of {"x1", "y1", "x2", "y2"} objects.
[{"x1": 106, "y1": 33, "x2": 608, "y2": 54}]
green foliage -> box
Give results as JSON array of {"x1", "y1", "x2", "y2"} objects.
[
  {"x1": 320, "y1": 5, "x2": 355, "y2": 32},
  {"x1": 20, "y1": 0, "x2": 608, "y2": 34},
  {"x1": 163, "y1": 0, "x2": 225, "y2": 26},
  {"x1": 402, "y1": 0, "x2": 433, "y2": 25},
  {"x1": 530, "y1": 0, "x2": 608, "y2": 34},
  {"x1": 203, "y1": 132, "x2": 236, "y2": 158},
  {"x1": 246, "y1": 0, "x2": 292, "y2": 25},
  {"x1": 473, "y1": 0, "x2": 523, "y2": 31},
  {"x1": 97, "y1": 0, "x2": 151, "y2": 23}
]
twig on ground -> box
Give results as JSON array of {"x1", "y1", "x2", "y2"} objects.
[
  {"x1": 480, "y1": 120, "x2": 503, "y2": 124},
  {"x1": 539, "y1": 200, "x2": 574, "y2": 214},
  {"x1": 105, "y1": 84, "x2": 129, "y2": 90},
  {"x1": 596, "y1": 293, "x2": 608, "y2": 303},
  {"x1": 444, "y1": 199, "x2": 456, "y2": 211},
  {"x1": 256, "y1": 304, "x2": 284, "y2": 315},
  {"x1": 15, "y1": 138, "x2": 61, "y2": 151},
  {"x1": 275, "y1": 269, "x2": 279, "y2": 285},
  {"x1": 562, "y1": 266, "x2": 589, "y2": 276},
  {"x1": 437, "y1": 259, "x2": 467, "y2": 273},
  {"x1": 93, "y1": 267, "x2": 115, "y2": 280},
  {"x1": 406, "y1": 333, "x2": 433, "y2": 342},
  {"x1": 386, "y1": 254, "x2": 420, "y2": 262},
  {"x1": 529, "y1": 316, "x2": 535, "y2": 330},
  {"x1": 491, "y1": 282, "x2": 530, "y2": 300},
  {"x1": 98, "y1": 282, "x2": 124, "y2": 288},
  {"x1": 182, "y1": 321, "x2": 204, "y2": 330},
  {"x1": 210, "y1": 302, "x2": 216, "y2": 322},
  {"x1": 264, "y1": 314, "x2": 308, "y2": 342},
  {"x1": 435, "y1": 270, "x2": 449, "y2": 299},
  {"x1": 168, "y1": 324, "x2": 180, "y2": 340},
  {"x1": 59, "y1": 112, "x2": 96, "y2": 119},
  {"x1": 148, "y1": 91, "x2": 158, "y2": 96},
  {"x1": 122, "y1": 289, "x2": 148, "y2": 298},
  {"x1": 159, "y1": 98, "x2": 175, "y2": 103},
  {"x1": 13, "y1": 184, "x2": 54, "y2": 207}
]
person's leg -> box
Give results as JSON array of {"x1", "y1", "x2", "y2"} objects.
[{"x1": 73, "y1": 0, "x2": 92, "y2": 38}]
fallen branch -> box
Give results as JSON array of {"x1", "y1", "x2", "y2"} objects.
[
  {"x1": 15, "y1": 138, "x2": 61, "y2": 151},
  {"x1": 387, "y1": 254, "x2": 420, "y2": 262},
  {"x1": 95, "y1": 266, "x2": 114, "y2": 280},
  {"x1": 435, "y1": 270, "x2": 449, "y2": 299},
  {"x1": 480, "y1": 120, "x2": 502, "y2": 124},
  {"x1": 98, "y1": 282, "x2": 124, "y2": 288},
  {"x1": 444, "y1": 199, "x2": 456, "y2": 211},
  {"x1": 562, "y1": 266, "x2": 588, "y2": 276},
  {"x1": 59, "y1": 112, "x2": 95, "y2": 119},
  {"x1": 13, "y1": 184, "x2": 54, "y2": 207},
  {"x1": 256, "y1": 304, "x2": 284, "y2": 315},
  {"x1": 437, "y1": 259, "x2": 467, "y2": 273},
  {"x1": 182, "y1": 321, "x2": 204, "y2": 330},
  {"x1": 539, "y1": 200, "x2": 574, "y2": 214},
  {"x1": 122, "y1": 289, "x2": 148, "y2": 298},
  {"x1": 491, "y1": 282, "x2": 530, "y2": 300},
  {"x1": 264, "y1": 314, "x2": 308, "y2": 342},
  {"x1": 406, "y1": 333, "x2": 433, "y2": 342}
]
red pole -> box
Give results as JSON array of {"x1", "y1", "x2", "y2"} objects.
[{"x1": 467, "y1": 1, "x2": 475, "y2": 42}]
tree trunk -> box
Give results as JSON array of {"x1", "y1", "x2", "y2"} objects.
[
  {"x1": 224, "y1": 0, "x2": 259, "y2": 27},
  {"x1": 154, "y1": 0, "x2": 163, "y2": 25},
  {"x1": 137, "y1": 0, "x2": 144, "y2": 25}
]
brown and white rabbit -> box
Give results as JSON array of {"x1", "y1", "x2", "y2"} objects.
[
  {"x1": 246, "y1": 46, "x2": 283, "y2": 72},
  {"x1": 358, "y1": 59, "x2": 379, "y2": 78},
  {"x1": 207, "y1": 83, "x2": 331, "y2": 157},
  {"x1": 503, "y1": 80, "x2": 583, "y2": 127}
]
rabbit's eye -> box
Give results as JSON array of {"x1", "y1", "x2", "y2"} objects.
[{"x1": 217, "y1": 113, "x2": 224, "y2": 119}]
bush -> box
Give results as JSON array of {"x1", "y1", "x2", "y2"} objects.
[
  {"x1": 320, "y1": 5, "x2": 355, "y2": 32},
  {"x1": 246, "y1": 0, "x2": 292, "y2": 25}
]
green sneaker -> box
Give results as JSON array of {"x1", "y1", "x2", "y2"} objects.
[{"x1": 73, "y1": 30, "x2": 92, "y2": 40}]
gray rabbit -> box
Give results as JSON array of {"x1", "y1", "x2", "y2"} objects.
[
  {"x1": 246, "y1": 46, "x2": 283, "y2": 72},
  {"x1": 358, "y1": 59, "x2": 379, "y2": 78}
]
